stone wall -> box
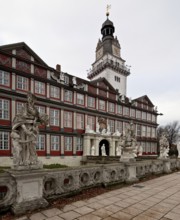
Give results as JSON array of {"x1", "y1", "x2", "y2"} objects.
[{"x1": 1, "y1": 158, "x2": 180, "y2": 214}]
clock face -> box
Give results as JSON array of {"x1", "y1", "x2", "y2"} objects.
[{"x1": 96, "y1": 48, "x2": 103, "y2": 60}]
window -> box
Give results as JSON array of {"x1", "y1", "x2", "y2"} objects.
[
  {"x1": 0, "y1": 70, "x2": 10, "y2": 86},
  {"x1": 147, "y1": 113, "x2": 151, "y2": 121},
  {"x1": 152, "y1": 114, "x2": 156, "y2": 122},
  {"x1": 142, "y1": 112, "x2": 147, "y2": 120},
  {"x1": 109, "y1": 102, "x2": 115, "y2": 113},
  {"x1": 64, "y1": 111, "x2": 72, "y2": 128},
  {"x1": 36, "y1": 135, "x2": 45, "y2": 150},
  {"x1": 50, "y1": 109, "x2": 59, "y2": 126},
  {"x1": 152, "y1": 128, "x2": 156, "y2": 138},
  {"x1": 51, "y1": 135, "x2": 60, "y2": 151},
  {"x1": 76, "y1": 137, "x2": 83, "y2": 151},
  {"x1": 123, "y1": 107, "x2": 129, "y2": 116},
  {"x1": 114, "y1": 75, "x2": 120, "y2": 82},
  {"x1": 16, "y1": 102, "x2": 24, "y2": 114},
  {"x1": 0, "y1": 98, "x2": 9, "y2": 120},
  {"x1": 142, "y1": 126, "x2": 146, "y2": 137},
  {"x1": 76, "y1": 113, "x2": 84, "y2": 129},
  {"x1": 117, "y1": 105, "x2": 122, "y2": 114},
  {"x1": 77, "y1": 93, "x2": 84, "y2": 105},
  {"x1": 99, "y1": 100, "x2": 106, "y2": 111},
  {"x1": 88, "y1": 96, "x2": 95, "y2": 108},
  {"x1": 146, "y1": 142, "x2": 151, "y2": 153},
  {"x1": 64, "y1": 136, "x2": 72, "y2": 151},
  {"x1": 64, "y1": 90, "x2": 73, "y2": 102},
  {"x1": 0, "y1": 132, "x2": 9, "y2": 150},
  {"x1": 147, "y1": 127, "x2": 151, "y2": 137},
  {"x1": 116, "y1": 121, "x2": 123, "y2": 133},
  {"x1": 50, "y1": 86, "x2": 60, "y2": 99},
  {"x1": 35, "y1": 81, "x2": 45, "y2": 95},
  {"x1": 109, "y1": 119, "x2": 115, "y2": 133},
  {"x1": 131, "y1": 109, "x2": 136, "y2": 118},
  {"x1": 16, "y1": 75, "x2": 29, "y2": 91},
  {"x1": 136, "y1": 124, "x2": 141, "y2": 136},
  {"x1": 136, "y1": 110, "x2": 141, "y2": 119},
  {"x1": 35, "y1": 105, "x2": 46, "y2": 114},
  {"x1": 87, "y1": 116, "x2": 95, "y2": 131},
  {"x1": 64, "y1": 75, "x2": 69, "y2": 84}
]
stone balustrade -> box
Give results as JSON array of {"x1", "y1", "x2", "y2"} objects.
[{"x1": 0, "y1": 158, "x2": 180, "y2": 214}]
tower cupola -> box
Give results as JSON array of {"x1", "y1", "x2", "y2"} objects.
[{"x1": 101, "y1": 18, "x2": 115, "y2": 41}]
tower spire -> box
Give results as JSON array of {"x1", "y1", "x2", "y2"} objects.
[{"x1": 106, "y1": 4, "x2": 111, "y2": 18}]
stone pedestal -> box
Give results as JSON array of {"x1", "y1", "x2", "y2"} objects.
[
  {"x1": 125, "y1": 163, "x2": 138, "y2": 183},
  {"x1": 163, "y1": 159, "x2": 171, "y2": 174},
  {"x1": 9, "y1": 170, "x2": 48, "y2": 215}
]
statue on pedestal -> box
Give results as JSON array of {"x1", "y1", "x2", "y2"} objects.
[
  {"x1": 138, "y1": 145, "x2": 143, "y2": 156},
  {"x1": 91, "y1": 145, "x2": 95, "y2": 156},
  {"x1": 101, "y1": 144, "x2": 107, "y2": 156},
  {"x1": 116, "y1": 145, "x2": 122, "y2": 156},
  {"x1": 11, "y1": 92, "x2": 49, "y2": 170}
]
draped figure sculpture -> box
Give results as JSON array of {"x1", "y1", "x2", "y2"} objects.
[{"x1": 11, "y1": 92, "x2": 49, "y2": 169}]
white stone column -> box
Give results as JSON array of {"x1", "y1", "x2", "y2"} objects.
[
  {"x1": 12, "y1": 73, "x2": 16, "y2": 90},
  {"x1": 61, "y1": 87, "x2": 64, "y2": 102},
  {"x1": 107, "y1": 101, "x2": 109, "y2": 112},
  {"x1": 31, "y1": 64, "x2": 34, "y2": 74},
  {"x1": 12, "y1": 58, "x2": 16, "y2": 68},
  {"x1": 111, "y1": 139, "x2": 116, "y2": 156},
  {"x1": 96, "y1": 97, "x2": 99, "y2": 110},
  {"x1": 85, "y1": 114, "x2": 88, "y2": 127},
  {"x1": 95, "y1": 137, "x2": 99, "y2": 156},
  {"x1": 46, "y1": 107, "x2": 50, "y2": 126},
  {"x1": 74, "y1": 91, "x2": 76, "y2": 104},
  {"x1": 47, "y1": 83, "x2": 50, "y2": 98},
  {"x1": 61, "y1": 109, "x2": 64, "y2": 131},
  {"x1": 73, "y1": 112, "x2": 77, "y2": 131},
  {"x1": 107, "y1": 88, "x2": 109, "y2": 98},
  {"x1": 61, "y1": 135, "x2": 64, "y2": 155},
  {"x1": 11, "y1": 99, "x2": 16, "y2": 121},
  {"x1": 73, "y1": 136, "x2": 76, "y2": 155},
  {"x1": 31, "y1": 78, "x2": 34, "y2": 93},
  {"x1": 46, "y1": 134, "x2": 50, "y2": 156},
  {"x1": 97, "y1": 82, "x2": 99, "y2": 95},
  {"x1": 85, "y1": 94, "x2": 87, "y2": 107},
  {"x1": 83, "y1": 136, "x2": 90, "y2": 156}
]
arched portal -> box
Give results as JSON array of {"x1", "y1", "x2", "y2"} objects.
[{"x1": 99, "y1": 139, "x2": 110, "y2": 156}]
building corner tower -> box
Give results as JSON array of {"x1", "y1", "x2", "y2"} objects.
[{"x1": 87, "y1": 13, "x2": 130, "y2": 96}]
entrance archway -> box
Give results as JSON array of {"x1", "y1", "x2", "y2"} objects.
[{"x1": 99, "y1": 139, "x2": 110, "y2": 156}]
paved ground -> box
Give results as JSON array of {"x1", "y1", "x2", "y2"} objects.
[{"x1": 16, "y1": 172, "x2": 180, "y2": 220}]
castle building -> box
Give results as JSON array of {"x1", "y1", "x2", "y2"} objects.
[{"x1": 0, "y1": 14, "x2": 159, "y2": 166}]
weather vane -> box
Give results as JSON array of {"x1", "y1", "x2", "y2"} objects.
[{"x1": 106, "y1": 4, "x2": 111, "y2": 17}]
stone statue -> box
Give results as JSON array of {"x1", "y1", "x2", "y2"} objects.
[
  {"x1": 11, "y1": 92, "x2": 49, "y2": 170},
  {"x1": 159, "y1": 133, "x2": 169, "y2": 159},
  {"x1": 101, "y1": 128, "x2": 106, "y2": 135},
  {"x1": 106, "y1": 125, "x2": 111, "y2": 135},
  {"x1": 101, "y1": 144, "x2": 107, "y2": 156},
  {"x1": 96, "y1": 122, "x2": 100, "y2": 133},
  {"x1": 113, "y1": 129, "x2": 121, "y2": 136},
  {"x1": 133, "y1": 145, "x2": 138, "y2": 157},
  {"x1": 138, "y1": 145, "x2": 143, "y2": 156},
  {"x1": 116, "y1": 145, "x2": 122, "y2": 156},
  {"x1": 177, "y1": 141, "x2": 180, "y2": 158},
  {"x1": 91, "y1": 145, "x2": 95, "y2": 156},
  {"x1": 72, "y1": 76, "x2": 77, "y2": 85}
]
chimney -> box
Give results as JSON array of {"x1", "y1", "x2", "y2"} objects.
[{"x1": 56, "y1": 64, "x2": 61, "y2": 72}]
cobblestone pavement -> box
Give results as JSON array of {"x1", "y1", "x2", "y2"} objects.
[{"x1": 15, "y1": 172, "x2": 180, "y2": 220}]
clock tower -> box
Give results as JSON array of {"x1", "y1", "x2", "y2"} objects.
[{"x1": 88, "y1": 12, "x2": 130, "y2": 96}]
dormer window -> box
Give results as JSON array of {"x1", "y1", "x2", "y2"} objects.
[{"x1": 64, "y1": 75, "x2": 69, "y2": 84}]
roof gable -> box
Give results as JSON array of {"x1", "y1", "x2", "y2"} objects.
[
  {"x1": 0, "y1": 42, "x2": 48, "y2": 67},
  {"x1": 90, "y1": 77, "x2": 117, "y2": 93},
  {"x1": 133, "y1": 95, "x2": 154, "y2": 107}
]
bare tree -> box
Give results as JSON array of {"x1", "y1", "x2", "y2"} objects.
[{"x1": 157, "y1": 121, "x2": 180, "y2": 147}]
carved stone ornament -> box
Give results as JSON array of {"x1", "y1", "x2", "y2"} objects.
[{"x1": 11, "y1": 92, "x2": 49, "y2": 170}]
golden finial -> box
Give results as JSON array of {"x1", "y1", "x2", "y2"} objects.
[{"x1": 106, "y1": 4, "x2": 111, "y2": 17}]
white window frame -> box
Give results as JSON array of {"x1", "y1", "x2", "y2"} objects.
[
  {"x1": 76, "y1": 137, "x2": 83, "y2": 151},
  {"x1": 87, "y1": 116, "x2": 95, "y2": 131},
  {"x1": 76, "y1": 113, "x2": 84, "y2": 129},
  {"x1": 35, "y1": 81, "x2": 45, "y2": 95},
  {"x1": 64, "y1": 75, "x2": 69, "y2": 85},
  {"x1": 64, "y1": 136, "x2": 72, "y2": 151},
  {"x1": 35, "y1": 105, "x2": 46, "y2": 114},
  {"x1": 136, "y1": 110, "x2": 141, "y2": 119},
  {"x1": 50, "y1": 109, "x2": 59, "y2": 126},
  {"x1": 51, "y1": 135, "x2": 60, "y2": 151},
  {"x1": 136, "y1": 124, "x2": 141, "y2": 136},
  {"x1": 130, "y1": 108, "x2": 136, "y2": 118},
  {"x1": 123, "y1": 107, "x2": 129, "y2": 116},
  {"x1": 142, "y1": 126, "x2": 146, "y2": 137},
  {"x1": 88, "y1": 96, "x2": 95, "y2": 108},
  {"x1": 109, "y1": 102, "x2": 115, "y2": 113},
  {"x1": 50, "y1": 85, "x2": 60, "y2": 99},
  {"x1": 64, "y1": 111, "x2": 72, "y2": 128},
  {"x1": 109, "y1": 119, "x2": 115, "y2": 133},
  {"x1": 64, "y1": 90, "x2": 73, "y2": 102},
  {"x1": 117, "y1": 105, "x2": 122, "y2": 114},
  {"x1": 99, "y1": 100, "x2": 106, "y2": 111},
  {"x1": 36, "y1": 134, "x2": 45, "y2": 151},
  {"x1": 0, "y1": 98, "x2": 9, "y2": 120},
  {"x1": 0, "y1": 70, "x2": 10, "y2": 86},
  {"x1": 0, "y1": 131, "x2": 9, "y2": 150},
  {"x1": 77, "y1": 93, "x2": 84, "y2": 106},
  {"x1": 116, "y1": 121, "x2": 123, "y2": 133},
  {"x1": 16, "y1": 75, "x2": 29, "y2": 91}
]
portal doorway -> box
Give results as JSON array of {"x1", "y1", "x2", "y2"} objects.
[{"x1": 99, "y1": 139, "x2": 110, "y2": 156}]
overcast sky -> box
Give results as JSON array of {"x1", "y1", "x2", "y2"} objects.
[{"x1": 1, "y1": 0, "x2": 180, "y2": 126}]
